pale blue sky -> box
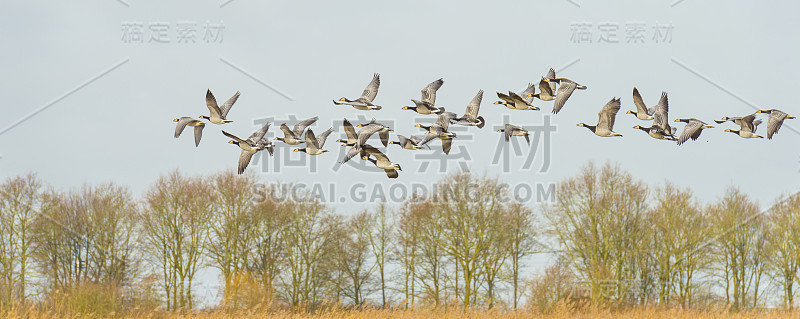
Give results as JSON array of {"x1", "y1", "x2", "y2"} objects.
[{"x1": 2, "y1": 0, "x2": 799, "y2": 304}]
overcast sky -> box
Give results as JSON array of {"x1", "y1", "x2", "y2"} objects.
[{"x1": 2, "y1": 0, "x2": 799, "y2": 304}]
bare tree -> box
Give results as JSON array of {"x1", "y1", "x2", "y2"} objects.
[
  {"x1": 767, "y1": 193, "x2": 800, "y2": 309},
  {"x1": 205, "y1": 171, "x2": 260, "y2": 307},
  {"x1": 649, "y1": 182, "x2": 709, "y2": 307},
  {"x1": 140, "y1": 171, "x2": 214, "y2": 311},
  {"x1": 709, "y1": 186, "x2": 768, "y2": 311},
  {"x1": 276, "y1": 195, "x2": 336, "y2": 310},
  {"x1": 31, "y1": 182, "x2": 138, "y2": 315},
  {"x1": 504, "y1": 202, "x2": 536, "y2": 310},
  {"x1": 481, "y1": 216, "x2": 511, "y2": 309},
  {"x1": 427, "y1": 172, "x2": 510, "y2": 309},
  {"x1": 545, "y1": 162, "x2": 649, "y2": 305},
  {"x1": 248, "y1": 188, "x2": 290, "y2": 306},
  {"x1": 527, "y1": 256, "x2": 575, "y2": 312},
  {"x1": 395, "y1": 197, "x2": 423, "y2": 308},
  {"x1": 0, "y1": 173, "x2": 42, "y2": 305},
  {"x1": 367, "y1": 203, "x2": 392, "y2": 308},
  {"x1": 86, "y1": 184, "x2": 139, "y2": 289},
  {"x1": 336, "y1": 212, "x2": 375, "y2": 306},
  {"x1": 406, "y1": 199, "x2": 444, "y2": 307}
]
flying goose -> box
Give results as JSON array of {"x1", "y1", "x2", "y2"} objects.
[
  {"x1": 714, "y1": 114, "x2": 764, "y2": 128},
  {"x1": 314, "y1": 128, "x2": 334, "y2": 148},
  {"x1": 650, "y1": 92, "x2": 676, "y2": 137},
  {"x1": 543, "y1": 77, "x2": 587, "y2": 114},
  {"x1": 531, "y1": 77, "x2": 556, "y2": 101},
  {"x1": 626, "y1": 87, "x2": 656, "y2": 120},
  {"x1": 403, "y1": 78, "x2": 445, "y2": 114},
  {"x1": 715, "y1": 114, "x2": 756, "y2": 125},
  {"x1": 340, "y1": 119, "x2": 394, "y2": 164},
  {"x1": 526, "y1": 68, "x2": 558, "y2": 101},
  {"x1": 419, "y1": 113, "x2": 457, "y2": 154},
  {"x1": 674, "y1": 118, "x2": 714, "y2": 145},
  {"x1": 333, "y1": 73, "x2": 382, "y2": 110},
  {"x1": 722, "y1": 114, "x2": 763, "y2": 139},
  {"x1": 452, "y1": 90, "x2": 486, "y2": 128},
  {"x1": 275, "y1": 116, "x2": 319, "y2": 145},
  {"x1": 532, "y1": 68, "x2": 557, "y2": 101},
  {"x1": 336, "y1": 118, "x2": 359, "y2": 146},
  {"x1": 577, "y1": 97, "x2": 623, "y2": 137},
  {"x1": 494, "y1": 83, "x2": 539, "y2": 110},
  {"x1": 415, "y1": 112, "x2": 457, "y2": 134},
  {"x1": 173, "y1": 117, "x2": 206, "y2": 146},
  {"x1": 361, "y1": 144, "x2": 402, "y2": 179},
  {"x1": 757, "y1": 109, "x2": 795, "y2": 139},
  {"x1": 222, "y1": 122, "x2": 274, "y2": 174},
  {"x1": 497, "y1": 124, "x2": 530, "y2": 144},
  {"x1": 355, "y1": 119, "x2": 392, "y2": 147},
  {"x1": 294, "y1": 129, "x2": 332, "y2": 155},
  {"x1": 389, "y1": 135, "x2": 426, "y2": 150},
  {"x1": 632, "y1": 125, "x2": 676, "y2": 141},
  {"x1": 715, "y1": 116, "x2": 746, "y2": 125},
  {"x1": 200, "y1": 89, "x2": 239, "y2": 124}
]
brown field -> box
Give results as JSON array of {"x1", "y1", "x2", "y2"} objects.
[{"x1": 4, "y1": 306, "x2": 800, "y2": 319}]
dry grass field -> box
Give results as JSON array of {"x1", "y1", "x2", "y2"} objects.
[{"x1": 4, "y1": 306, "x2": 800, "y2": 319}]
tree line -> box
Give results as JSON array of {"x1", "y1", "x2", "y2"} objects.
[{"x1": 0, "y1": 162, "x2": 798, "y2": 315}]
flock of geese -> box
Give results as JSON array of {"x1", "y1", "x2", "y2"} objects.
[{"x1": 173, "y1": 69, "x2": 795, "y2": 179}]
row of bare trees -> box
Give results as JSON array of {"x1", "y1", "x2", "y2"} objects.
[
  {"x1": 539, "y1": 162, "x2": 800, "y2": 311},
  {"x1": 0, "y1": 174, "x2": 140, "y2": 314},
  {"x1": 0, "y1": 163, "x2": 799, "y2": 313},
  {"x1": 392, "y1": 174, "x2": 537, "y2": 309}
]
